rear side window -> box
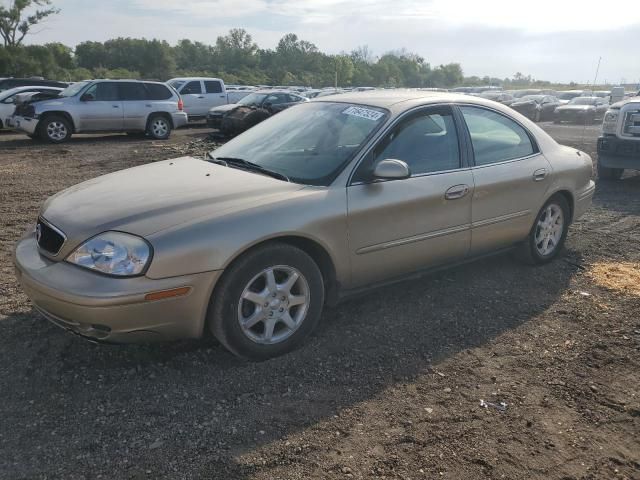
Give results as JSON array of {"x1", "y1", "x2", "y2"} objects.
[
  {"x1": 181, "y1": 81, "x2": 202, "y2": 95},
  {"x1": 204, "y1": 81, "x2": 222, "y2": 93},
  {"x1": 119, "y1": 82, "x2": 148, "y2": 101},
  {"x1": 460, "y1": 106, "x2": 535, "y2": 166},
  {"x1": 145, "y1": 83, "x2": 172, "y2": 100}
]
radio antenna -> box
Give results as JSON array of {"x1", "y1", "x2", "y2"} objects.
[{"x1": 582, "y1": 56, "x2": 602, "y2": 149}]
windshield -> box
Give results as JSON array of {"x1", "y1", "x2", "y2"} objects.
[
  {"x1": 517, "y1": 95, "x2": 544, "y2": 103},
  {"x1": 59, "y1": 81, "x2": 89, "y2": 97},
  {"x1": 209, "y1": 102, "x2": 388, "y2": 186},
  {"x1": 238, "y1": 93, "x2": 268, "y2": 106},
  {"x1": 569, "y1": 97, "x2": 598, "y2": 105},
  {"x1": 557, "y1": 92, "x2": 582, "y2": 100}
]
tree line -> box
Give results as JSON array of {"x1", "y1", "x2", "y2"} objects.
[{"x1": 0, "y1": 28, "x2": 469, "y2": 88}]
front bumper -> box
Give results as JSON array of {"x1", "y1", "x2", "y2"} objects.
[
  {"x1": 11, "y1": 115, "x2": 38, "y2": 135},
  {"x1": 597, "y1": 135, "x2": 640, "y2": 169},
  {"x1": 171, "y1": 111, "x2": 189, "y2": 129},
  {"x1": 13, "y1": 234, "x2": 222, "y2": 343}
]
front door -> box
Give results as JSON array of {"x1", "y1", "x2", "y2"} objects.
[
  {"x1": 347, "y1": 105, "x2": 474, "y2": 287},
  {"x1": 458, "y1": 105, "x2": 552, "y2": 255},
  {"x1": 76, "y1": 82, "x2": 123, "y2": 131}
]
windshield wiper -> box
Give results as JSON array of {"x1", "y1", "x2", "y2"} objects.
[{"x1": 206, "y1": 154, "x2": 289, "y2": 182}]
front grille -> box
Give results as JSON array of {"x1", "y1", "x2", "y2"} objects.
[
  {"x1": 15, "y1": 104, "x2": 35, "y2": 118},
  {"x1": 36, "y1": 219, "x2": 66, "y2": 255}
]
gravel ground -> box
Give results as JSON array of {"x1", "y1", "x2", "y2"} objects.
[{"x1": 0, "y1": 123, "x2": 638, "y2": 480}]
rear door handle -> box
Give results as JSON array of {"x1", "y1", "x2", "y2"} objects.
[
  {"x1": 445, "y1": 184, "x2": 470, "y2": 200},
  {"x1": 197, "y1": 96, "x2": 205, "y2": 99},
  {"x1": 112, "y1": 105, "x2": 120, "y2": 108},
  {"x1": 533, "y1": 168, "x2": 547, "y2": 181}
]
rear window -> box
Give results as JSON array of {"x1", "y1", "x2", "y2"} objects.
[
  {"x1": 145, "y1": 83, "x2": 172, "y2": 100},
  {"x1": 119, "y1": 82, "x2": 148, "y2": 101},
  {"x1": 204, "y1": 80, "x2": 223, "y2": 94}
]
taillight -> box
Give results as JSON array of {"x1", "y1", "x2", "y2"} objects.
[{"x1": 178, "y1": 98, "x2": 184, "y2": 111}]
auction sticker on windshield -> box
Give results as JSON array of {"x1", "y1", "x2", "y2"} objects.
[{"x1": 342, "y1": 106, "x2": 384, "y2": 121}]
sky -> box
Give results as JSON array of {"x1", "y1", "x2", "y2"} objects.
[{"x1": 17, "y1": 0, "x2": 640, "y2": 84}]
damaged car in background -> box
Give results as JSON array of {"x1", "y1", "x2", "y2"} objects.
[
  {"x1": 14, "y1": 91, "x2": 595, "y2": 360},
  {"x1": 510, "y1": 94, "x2": 561, "y2": 122},
  {"x1": 0, "y1": 86, "x2": 63, "y2": 129},
  {"x1": 553, "y1": 96, "x2": 609, "y2": 124},
  {"x1": 207, "y1": 90, "x2": 307, "y2": 135}
]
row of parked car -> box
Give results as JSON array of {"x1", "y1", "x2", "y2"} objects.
[{"x1": 0, "y1": 75, "x2": 637, "y2": 143}]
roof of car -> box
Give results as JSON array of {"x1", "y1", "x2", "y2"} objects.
[{"x1": 312, "y1": 90, "x2": 476, "y2": 108}]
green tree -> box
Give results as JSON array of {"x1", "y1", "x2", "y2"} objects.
[{"x1": 0, "y1": 0, "x2": 59, "y2": 47}]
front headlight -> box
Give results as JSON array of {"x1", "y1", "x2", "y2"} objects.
[
  {"x1": 67, "y1": 232, "x2": 151, "y2": 276},
  {"x1": 602, "y1": 110, "x2": 618, "y2": 134}
]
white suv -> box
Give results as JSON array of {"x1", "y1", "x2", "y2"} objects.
[{"x1": 11, "y1": 80, "x2": 188, "y2": 143}]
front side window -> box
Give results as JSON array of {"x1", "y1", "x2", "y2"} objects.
[
  {"x1": 84, "y1": 82, "x2": 119, "y2": 101},
  {"x1": 460, "y1": 106, "x2": 536, "y2": 166},
  {"x1": 181, "y1": 81, "x2": 202, "y2": 95},
  {"x1": 368, "y1": 108, "x2": 461, "y2": 177},
  {"x1": 266, "y1": 94, "x2": 287, "y2": 105}
]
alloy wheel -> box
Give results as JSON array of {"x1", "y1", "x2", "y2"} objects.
[
  {"x1": 237, "y1": 265, "x2": 310, "y2": 345},
  {"x1": 534, "y1": 204, "x2": 564, "y2": 256}
]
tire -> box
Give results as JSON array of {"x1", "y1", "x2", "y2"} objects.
[
  {"x1": 208, "y1": 243, "x2": 325, "y2": 360},
  {"x1": 146, "y1": 114, "x2": 171, "y2": 140},
  {"x1": 553, "y1": 118, "x2": 560, "y2": 124},
  {"x1": 516, "y1": 194, "x2": 570, "y2": 265},
  {"x1": 597, "y1": 162, "x2": 623, "y2": 181},
  {"x1": 38, "y1": 115, "x2": 72, "y2": 143},
  {"x1": 534, "y1": 110, "x2": 541, "y2": 122}
]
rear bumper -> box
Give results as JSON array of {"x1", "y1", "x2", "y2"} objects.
[
  {"x1": 12, "y1": 115, "x2": 38, "y2": 135},
  {"x1": 13, "y1": 234, "x2": 222, "y2": 343},
  {"x1": 597, "y1": 135, "x2": 640, "y2": 169},
  {"x1": 171, "y1": 112, "x2": 189, "y2": 129}
]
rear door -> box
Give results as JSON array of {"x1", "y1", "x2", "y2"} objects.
[
  {"x1": 178, "y1": 80, "x2": 207, "y2": 116},
  {"x1": 76, "y1": 82, "x2": 123, "y2": 131},
  {"x1": 458, "y1": 105, "x2": 552, "y2": 255},
  {"x1": 120, "y1": 82, "x2": 151, "y2": 131},
  {"x1": 203, "y1": 80, "x2": 227, "y2": 109},
  {"x1": 347, "y1": 105, "x2": 474, "y2": 286}
]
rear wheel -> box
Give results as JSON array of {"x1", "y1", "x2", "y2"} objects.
[
  {"x1": 517, "y1": 194, "x2": 569, "y2": 265},
  {"x1": 597, "y1": 162, "x2": 624, "y2": 180},
  {"x1": 208, "y1": 243, "x2": 325, "y2": 360},
  {"x1": 146, "y1": 114, "x2": 171, "y2": 140},
  {"x1": 39, "y1": 115, "x2": 72, "y2": 143}
]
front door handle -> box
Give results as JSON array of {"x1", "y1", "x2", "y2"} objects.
[
  {"x1": 112, "y1": 105, "x2": 120, "y2": 108},
  {"x1": 533, "y1": 168, "x2": 547, "y2": 182},
  {"x1": 445, "y1": 184, "x2": 470, "y2": 200}
]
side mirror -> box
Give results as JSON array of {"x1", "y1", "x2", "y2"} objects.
[
  {"x1": 80, "y1": 93, "x2": 94, "y2": 102},
  {"x1": 372, "y1": 159, "x2": 411, "y2": 180}
]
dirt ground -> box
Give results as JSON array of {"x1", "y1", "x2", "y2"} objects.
[{"x1": 0, "y1": 123, "x2": 638, "y2": 480}]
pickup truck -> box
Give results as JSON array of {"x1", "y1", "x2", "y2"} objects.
[
  {"x1": 597, "y1": 92, "x2": 640, "y2": 179},
  {"x1": 166, "y1": 77, "x2": 252, "y2": 120}
]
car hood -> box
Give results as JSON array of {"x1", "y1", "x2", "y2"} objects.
[
  {"x1": 40, "y1": 157, "x2": 306, "y2": 252},
  {"x1": 511, "y1": 101, "x2": 536, "y2": 107},
  {"x1": 556, "y1": 105, "x2": 594, "y2": 111},
  {"x1": 209, "y1": 103, "x2": 239, "y2": 114}
]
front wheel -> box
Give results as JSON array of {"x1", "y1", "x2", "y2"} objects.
[
  {"x1": 146, "y1": 114, "x2": 171, "y2": 140},
  {"x1": 517, "y1": 195, "x2": 570, "y2": 265},
  {"x1": 208, "y1": 243, "x2": 325, "y2": 360},
  {"x1": 39, "y1": 115, "x2": 72, "y2": 143}
]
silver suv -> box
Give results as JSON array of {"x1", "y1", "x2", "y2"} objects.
[{"x1": 11, "y1": 80, "x2": 188, "y2": 143}]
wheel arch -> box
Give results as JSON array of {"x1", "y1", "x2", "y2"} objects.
[
  {"x1": 549, "y1": 189, "x2": 575, "y2": 224},
  {"x1": 38, "y1": 111, "x2": 76, "y2": 133},
  {"x1": 146, "y1": 111, "x2": 174, "y2": 130}
]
